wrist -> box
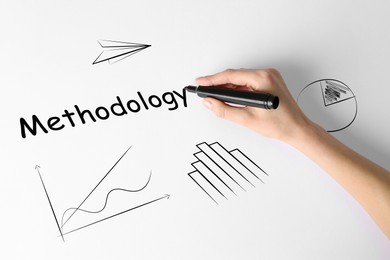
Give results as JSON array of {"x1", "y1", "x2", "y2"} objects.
[{"x1": 283, "y1": 118, "x2": 327, "y2": 153}]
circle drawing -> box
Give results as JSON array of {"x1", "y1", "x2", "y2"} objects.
[{"x1": 297, "y1": 79, "x2": 357, "y2": 132}]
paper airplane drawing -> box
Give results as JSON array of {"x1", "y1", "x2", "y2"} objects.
[{"x1": 93, "y1": 40, "x2": 151, "y2": 65}]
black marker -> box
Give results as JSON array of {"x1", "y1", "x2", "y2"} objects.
[{"x1": 184, "y1": 85, "x2": 279, "y2": 109}]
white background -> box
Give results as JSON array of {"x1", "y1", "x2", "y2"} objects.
[{"x1": 1, "y1": 0, "x2": 389, "y2": 259}]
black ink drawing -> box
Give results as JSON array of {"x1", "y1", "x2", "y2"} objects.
[
  {"x1": 35, "y1": 146, "x2": 169, "y2": 241},
  {"x1": 35, "y1": 165, "x2": 65, "y2": 241},
  {"x1": 321, "y1": 80, "x2": 355, "y2": 106},
  {"x1": 20, "y1": 89, "x2": 187, "y2": 139},
  {"x1": 92, "y1": 40, "x2": 151, "y2": 65},
  {"x1": 297, "y1": 79, "x2": 358, "y2": 132},
  {"x1": 60, "y1": 172, "x2": 152, "y2": 228},
  {"x1": 188, "y1": 142, "x2": 268, "y2": 204}
]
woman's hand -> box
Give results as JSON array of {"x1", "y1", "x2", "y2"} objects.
[{"x1": 196, "y1": 68, "x2": 312, "y2": 143}]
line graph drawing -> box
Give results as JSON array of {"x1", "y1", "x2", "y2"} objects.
[
  {"x1": 60, "y1": 171, "x2": 152, "y2": 228},
  {"x1": 92, "y1": 40, "x2": 151, "y2": 65},
  {"x1": 61, "y1": 146, "x2": 133, "y2": 229},
  {"x1": 297, "y1": 79, "x2": 358, "y2": 132},
  {"x1": 187, "y1": 142, "x2": 268, "y2": 204},
  {"x1": 35, "y1": 146, "x2": 169, "y2": 241}
]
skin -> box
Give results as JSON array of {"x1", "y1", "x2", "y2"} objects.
[{"x1": 196, "y1": 68, "x2": 390, "y2": 239}]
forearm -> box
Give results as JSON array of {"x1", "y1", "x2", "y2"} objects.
[
  {"x1": 196, "y1": 68, "x2": 390, "y2": 238},
  {"x1": 288, "y1": 121, "x2": 390, "y2": 239}
]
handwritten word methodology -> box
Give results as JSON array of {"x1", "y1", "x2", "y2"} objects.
[{"x1": 20, "y1": 89, "x2": 187, "y2": 138}]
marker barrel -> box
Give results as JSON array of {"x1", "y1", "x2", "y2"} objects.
[{"x1": 185, "y1": 85, "x2": 279, "y2": 110}]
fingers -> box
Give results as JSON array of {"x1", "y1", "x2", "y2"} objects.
[
  {"x1": 196, "y1": 69, "x2": 257, "y2": 87},
  {"x1": 196, "y1": 68, "x2": 276, "y2": 91},
  {"x1": 202, "y1": 97, "x2": 251, "y2": 126}
]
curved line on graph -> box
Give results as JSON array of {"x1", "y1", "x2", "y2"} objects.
[{"x1": 60, "y1": 171, "x2": 152, "y2": 229}]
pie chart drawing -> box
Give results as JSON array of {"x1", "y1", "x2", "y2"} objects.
[{"x1": 297, "y1": 79, "x2": 357, "y2": 132}]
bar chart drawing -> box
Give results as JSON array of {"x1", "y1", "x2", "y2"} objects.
[{"x1": 188, "y1": 142, "x2": 269, "y2": 204}]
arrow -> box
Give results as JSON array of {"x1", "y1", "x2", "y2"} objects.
[
  {"x1": 93, "y1": 40, "x2": 151, "y2": 65},
  {"x1": 61, "y1": 194, "x2": 170, "y2": 237},
  {"x1": 35, "y1": 165, "x2": 65, "y2": 242}
]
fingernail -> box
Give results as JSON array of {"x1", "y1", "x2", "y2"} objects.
[{"x1": 203, "y1": 99, "x2": 212, "y2": 109}]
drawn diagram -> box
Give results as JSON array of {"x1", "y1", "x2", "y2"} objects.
[
  {"x1": 297, "y1": 79, "x2": 357, "y2": 132},
  {"x1": 188, "y1": 142, "x2": 268, "y2": 204},
  {"x1": 35, "y1": 146, "x2": 169, "y2": 241},
  {"x1": 92, "y1": 40, "x2": 151, "y2": 65}
]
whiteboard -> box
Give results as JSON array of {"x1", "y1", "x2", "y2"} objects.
[{"x1": 1, "y1": 0, "x2": 389, "y2": 259}]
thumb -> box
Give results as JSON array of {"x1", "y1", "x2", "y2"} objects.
[{"x1": 203, "y1": 97, "x2": 250, "y2": 126}]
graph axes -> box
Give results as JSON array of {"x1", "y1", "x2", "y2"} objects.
[
  {"x1": 36, "y1": 145, "x2": 171, "y2": 241},
  {"x1": 35, "y1": 165, "x2": 65, "y2": 242},
  {"x1": 61, "y1": 194, "x2": 170, "y2": 237}
]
